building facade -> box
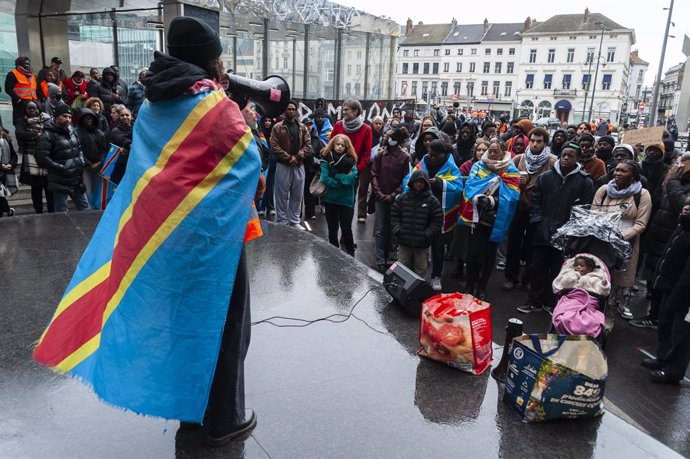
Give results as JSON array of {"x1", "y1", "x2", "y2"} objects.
[
  {"x1": 658, "y1": 62, "x2": 684, "y2": 124},
  {"x1": 396, "y1": 9, "x2": 635, "y2": 124}
]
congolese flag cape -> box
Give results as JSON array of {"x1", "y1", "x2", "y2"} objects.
[
  {"x1": 33, "y1": 87, "x2": 262, "y2": 422},
  {"x1": 460, "y1": 160, "x2": 520, "y2": 242},
  {"x1": 403, "y1": 154, "x2": 463, "y2": 233}
]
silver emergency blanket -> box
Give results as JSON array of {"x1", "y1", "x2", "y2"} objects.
[{"x1": 551, "y1": 205, "x2": 632, "y2": 263}]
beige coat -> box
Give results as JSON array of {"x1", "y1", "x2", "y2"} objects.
[{"x1": 592, "y1": 184, "x2": 652, "y2": 287}]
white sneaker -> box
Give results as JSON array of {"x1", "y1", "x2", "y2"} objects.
[
  {"x1": 431, "y1": 277, "x2": 442, "y2": 291},
  {"x1": 269, "y1": 210, "x2": 276, "y2": 216},
  {"x1": 290, "y1": 223, "x2": 305, "y2": 231},
  {"x1": 258, "y1": 210, "x2": 266, "y2": 217}
]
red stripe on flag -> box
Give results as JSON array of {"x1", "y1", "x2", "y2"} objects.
[{"x1": 34, "y1": 98, "x2": 248, "y2": 367}]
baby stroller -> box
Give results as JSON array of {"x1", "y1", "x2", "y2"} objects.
[{"x1": 549, "y1": 205, "x2": 633, "y2": 348}]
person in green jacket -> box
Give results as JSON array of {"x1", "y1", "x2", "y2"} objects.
[{"x1": 320, "y1": 133, "x2": 358, "y2": 256}]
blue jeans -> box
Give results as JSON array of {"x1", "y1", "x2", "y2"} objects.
[
  {"x1": 374, "y1": 200, "x2": 397, "y2": 265},
  {"x1": 53, "y1": 190, "x2": 90, "y2": 212}
]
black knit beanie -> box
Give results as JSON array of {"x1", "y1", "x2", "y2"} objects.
[
  {"x1": 167, "y1": 16, "x2": 222, "y2": 69},
  {"x1": 53, "y1": 103, "x2": 73, "y2": 118}
]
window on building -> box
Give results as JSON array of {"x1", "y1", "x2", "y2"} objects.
[
  {"x1": 414, "y1": 49, "x2": 420, "y2": 56},
  {"x1": 432, "y1": 63, "x2": 439, "y2": 74},
  {"x1": 567, "y1": 48, "x2": 574, "y2": 63},
  {"x1": 507, "y1": 62, "x2": 514, "y2": 73},
  {"x1": 485, "y1": 48, "x2": 491, "y2": 55},
  {"x1": 638, "y1": 69, "x2": 644, "y2": 80},
  {"x1": 423, "y1": 63, "x2": 430, "y2": 74},
  {"x1": 471, "y1": 48, "x2": 477, "y2": 55},
  {"x1": 402, "y1": 63, "x2": 408, "y2": 74},
  {"x1": 422, "y1": 81, "x2": 428, "y2": 98},
  {"x1": 443, "y1": 62, "x2": 449, "y2": 72},
  {"x1": 456, "y1": 62, "x2": 462, "y2": 72},
  {"x1": 547, "y1": 49, "x2": 555, "y2": 63},
  {"x1": 283, "y1": 57, "x2": 288, "y2": 70},
  {"x1": 356, "y1": 65, "x2": 362, "y2": 74},
  {"x1": 347, "y1": 65, "x2": 352, "y2": 76},
  {"x1": 606, "y1": 47, "x2": 615, "y2": 63},
  {"x1": 467, "y1": 81, "x2": 474, "y2": 97},
  {"x1": 412, "y1": 63, "x2": 419, "y2": 74},
  {"x1": 275, "y1": 57, "x2": 279, "y2": 69},
  {"x1": 509, "y1": 48, "x2": 515, "y2": 55},
  {"x1": 544, "y1": 74, "x2": 552, "y2": 89},
  {"x1": 357, "y1": 51, "x2": 362, "y2": 59},
  {"x1": 550, "y1": 36, "x2": 557, "y2": 41},
  {"x1": 481, "y1": 80, "x2": 488, "y2": 96},
  {"x1": 492, "y1": 81, "x2": 500, "y2": 97},
  {"x1": 401, "y1": 81, "x2": 407, "y2": 96},
  {"x1": 434, "y1": 49, "x2": 440, "y2": 56},
  {"x1": 497, "y1": 48, "x2": 503, "y2": 55},
  {"x1": 582, "y1": 74, "x2": 591, "y2": 90},
  {"x1": 525, "y1": 74, "x2": 534, "y2": 89},
  {"x1": 445, "y1": 49, "x2": 450, "y2": 55},
  {"x1": 441, "y1": 81, "x2": 448, "y2": 96},
  {"x1": 458, "y1": 48, "x2": 464, "y2": 55},
  {"x1": 354, "y1": 82, "x2": 361, "y2": 94},
  {"x1": 403, "y1": 49, "x2": 409, "y2": 57},
  {"x1": 495, "y1": 62, "x2": 502, "y2": 73},
  {"x1": 453, "y1": 81, "x2": 461, "y2": 95},
  {"x1": 602, "y1": 74, "x2": 612, "y2": 90},
  {"x1": 483, "y1": 62, "x2": 490, "y2": 73},
  {"x1": 529, "y1": 49, "x2": 537, "y2": 63},
  {"x1": 504, "y1": 81, "x2": 512, "y2": 96},
  {"x1": 347, "y1": 51, "x2": 352, "y2": 59},
  {"x1": 469, "y1": 62, "x2": 476, "y2": 73},
  {"x1": 562, "y1": 74, "x2": 572, "y2": 89},
  {"x1": 411, "y1": 81, "x2": 418, "y2": 96},
  {"x1": 431, "y1": 81, "x2": 438, "y2": 96},
  {"x1": 586, "y1": 48, "x2": 594, "y2": 63}
]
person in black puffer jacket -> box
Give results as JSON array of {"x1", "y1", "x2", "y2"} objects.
[
  {"x1": 86, "y1": 66, "x2": 126, "y2": 115},
  {"x1": 35, "y1": 103, "x2": 89, "y2": 212},
  {"x1": 642, "y1": 197, "x2": 690, "y2": 384},
  {"x1": 390, "y1": 169, "x2": 443, "y2": 279},
  {"x1": 77, "y1": 108, "x2": 108, "y2": 198},
  {"x1": 636, "y1": 157, "x2": 690, "y2": 327},
  {"x1": 108, "y1": 107, "x2": 133, "y2": 184}
]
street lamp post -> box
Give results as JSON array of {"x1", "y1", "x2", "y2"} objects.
[
  {"x1": 650, "y1": 0, "x2": 675, "y2": 126},
  {"x1": 581, "y1": 53, "x2": 595, "y2": 122},
  {"x1": 588, "y1": 21, "x2": 610, "y2": 121}
]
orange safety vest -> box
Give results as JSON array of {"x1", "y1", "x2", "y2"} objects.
[
  {"x1": 10, "y1": 69, "x2": 37, "y2": 100},
  {"x1": 40, "y1": 80, "x2": 63, "y2": 99}
]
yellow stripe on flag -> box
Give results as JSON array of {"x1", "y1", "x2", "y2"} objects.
[{"x1": 57, "y1": 129, "x2": 254, "y2": 373}]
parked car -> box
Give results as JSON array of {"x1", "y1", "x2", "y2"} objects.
[{"x1": 535, "y1": 117, "x2": 562, "y2": 129}]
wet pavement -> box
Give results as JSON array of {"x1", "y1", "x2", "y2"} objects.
[{"x1": 1, "y1": 211, "x2": 689, "y2": 458}]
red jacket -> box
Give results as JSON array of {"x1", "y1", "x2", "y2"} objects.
[
  {"x1": 331, "y1": 120, "x2": 372, "y2": 174},
  {"x1": 64, "y1": 77, "x2": 88, "y2": 105}
]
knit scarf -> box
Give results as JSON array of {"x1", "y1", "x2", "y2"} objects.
[
  {"x1": 606, "y1": 180, "x2": 642, "y2": 199},
  {"x1": 481, "y1": 150, "x2": 512, "y2": 173},
  {"x1": 342, "y1": 115, "x2": 364, "y2": 134},
  {"x1": 524, "y1": 146, "x2": 552, "y2": 174}
]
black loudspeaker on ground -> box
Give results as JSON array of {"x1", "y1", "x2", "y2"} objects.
[{"x1": 384, "y1": 262, "x2": 435, "y2": 317}]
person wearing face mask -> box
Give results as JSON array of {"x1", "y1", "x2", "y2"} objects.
[
  {"x1": 517, "y1": 144, "x2": 594, "y2": 314},
  {"x1": 641, "y1": 197, "x2": 690, "y2": 384},
  {"x1": 503, "y1": 128, "x2": 557, "y2": 291},
  {"x1": 35, "y1": 103, "x2": 90, "y2": 212},
  {"x1": 16, "y1": 101, "x2": 53, "y2": 213},
  {"x1": 459, "y1": 138, "x2": 520, "y2": 300},
  {"x1": 5, "y1": 56, "x2": 38, "y2": 124},
  {"x1": 403, "y1": 139, "x2": 463, "y2": 291},
  {"x1": 592, "y1": 161, "x2": 652, "y2": 320},
  {"x1": 43, "y1": 83, "x2": 65, "y2": 118},
  {"x1": 595, "y1": 135, "x2": 615, "y2": 169},
  {"x1": 108, "y1": 107, "x2": 133, "y2": 184},
  {"x1": 576, "y1": 134, "x2": 606, "y2": 182}
]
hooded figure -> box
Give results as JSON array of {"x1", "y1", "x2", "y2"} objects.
[
  {"x1": 43, "y1": 82, "x2": 63, "y2": 117},
  {"x1": 390, "y1": 168, "x2": 443, "y2": 278},
  {"x1": 550, "y1": 129, "x2": 568, "y2": 157},
  {"x1": 412, "y1": 126, "x2": 440, "y2": 166}
]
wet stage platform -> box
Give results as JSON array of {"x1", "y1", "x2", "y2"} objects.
[{"x1": 1, "y1": 212, "x2": 688, "y2": 458}]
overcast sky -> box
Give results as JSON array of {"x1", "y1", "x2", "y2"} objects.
[{"x1": 339, "y1": 0, "x2": 687, "y2": 86}]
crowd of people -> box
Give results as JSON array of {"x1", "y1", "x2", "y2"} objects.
[
  {"x1": 0, "y1": 49, "x2": 687, "y2": 385},
  {"x1": 1, "y1": 55, "x2": 143, "y2": 213}
]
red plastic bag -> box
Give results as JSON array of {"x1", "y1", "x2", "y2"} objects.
[{"x1": 418, "y1": 292, "x2": 493, "y2": 374}]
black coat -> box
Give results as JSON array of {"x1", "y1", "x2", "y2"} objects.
[
  {"x1": 641, "y1": 158, "x2": 670, "y2": 214},
  {"x1": 652, "y1": 221, "x2": 690, "y2": 314},
  {"x1": 108, "y1": 123, "x2": 133, "y2": 184},
  {"x1": 35, "y1": 120, "x2": 86, "y2": 193},
  {"x1": 530, "y1": 165, "x2": 595, "y2": 246},
  {"x1": 86, "y1": 72, "x2": 126, "y2": 113},
  {"x1": 644, "y1": 171, "x2": 690, "y2": 274},
  {"x1": 390, "y1": 171, "x2": 443, "y2": 248},
  {"x1": 77, "y1": 109, "x2": 108, "y2": 165}
]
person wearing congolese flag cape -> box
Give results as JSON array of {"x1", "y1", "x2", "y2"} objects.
[
  {"x1": 402, "y1": 139, "x2": 463, "y2": 291},
  {"x1": 32, "y1": 16, "x2": 262, "y2": 447},
  {"x1": 459, "y1": 137, "x2": 520, "y2": 300}
]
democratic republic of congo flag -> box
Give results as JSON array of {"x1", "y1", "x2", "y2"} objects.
[
  {"x1": 33, "y1": 87, "x2": 262, "y2": 422},
  {"x1": 403, "y1": 154, "x2": 463, "y2": 233},
  {"x1": 460, "y1": 160, "x2": 520, "y2": 242}
]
